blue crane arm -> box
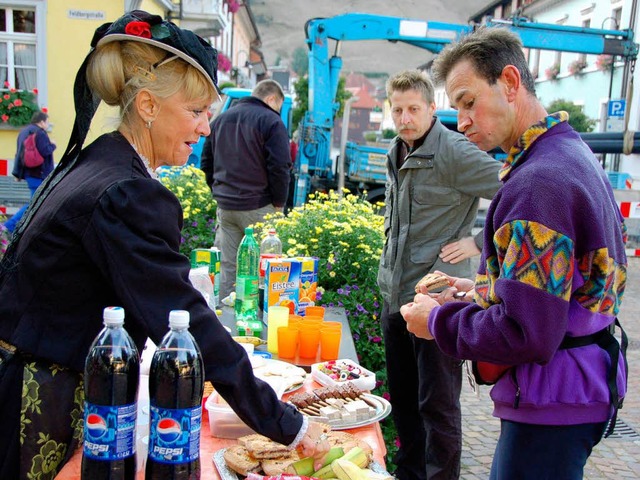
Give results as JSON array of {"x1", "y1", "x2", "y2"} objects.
[{"x1": 293, "y1": 12, "x2": 638, "y2": 207}]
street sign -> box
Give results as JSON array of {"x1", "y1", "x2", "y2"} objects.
[
  {"x1": 606, "y1": 117, "x2": 624, "y2": 132},
  {"x1": 608, "y1": 99, "x2": 626, "y2": 118}
]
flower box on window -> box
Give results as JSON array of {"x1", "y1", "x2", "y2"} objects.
[
  {"x1": 568, "y1": 59, "x2": 588, "y2": 75},
  {"x1": 0, "y1": 82, "x2": 40, "y2": 127},
  {"x1": 545, "y1": 63, "x2": 560, "y2": 80},
  {"x1": 596, "y1": 54, "x2": 614, "y2": 72}
]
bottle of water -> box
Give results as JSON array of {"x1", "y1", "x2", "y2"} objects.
[
  {"x1": 235, "y1": 227, "x2": 260, "y2": 322},
  {"x1": 146, "y1": 310, "x2": 204, "y2": 480},
  {"x1": 82, "y1": 306, "x2": 139, "y2": 480},
  {"x1": 259, "y1": 228, "x2": 283, "y2": 289}
]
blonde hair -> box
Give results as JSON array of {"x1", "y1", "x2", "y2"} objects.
[
  {"x1": 87, "y1": 41, "x2": 217, "y2": 129},
  {"x1": 386, "y1": 70, "x2": 435, "y2": 104}
]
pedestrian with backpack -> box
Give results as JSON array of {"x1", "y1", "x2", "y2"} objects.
[{"x1": 4, "y1": 110, "x2": 56, "y2": 233}]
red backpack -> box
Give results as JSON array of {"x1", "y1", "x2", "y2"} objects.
[{"x1": 23, "y1": 132, "x2": 44, "y2": 168}]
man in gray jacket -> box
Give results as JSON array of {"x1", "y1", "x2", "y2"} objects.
[{"x1": 378, "y1": 70, "x2": 501, "y2": 480}]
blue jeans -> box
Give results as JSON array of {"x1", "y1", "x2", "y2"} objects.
[
  {"x1": 490, "y1": 419, "x2": 607, "y2": 480},
  {"x1": 3, "y1": 176, "x2": 42, "y2": 233}
]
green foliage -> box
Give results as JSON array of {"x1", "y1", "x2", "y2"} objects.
[
  {"x1": 218, "y1": 81, "x2": 236, "y2": 91},
  {"x1": 364, "y1": 132, "x2": 378, "y2": 142},
  {"x1": 546, "y1": 99, "x2": 596, "y2": 132},
  {"x1": 251, "y1": 191, "x2": 398, "y2": 466},
  {"x1": 382, "y1": 128, "x2": 396, "y2": 139},
  {"x1": 292, "y1": 76, "x2": 309, "y2": 133},
  {"x1": 0, "y1": 85, "x2": 40, "y2": 127},
  {"x1": 159, "y1": 166, "x2": 217, "y2": 257},
  {"x1": 292, "y1": 46, "x2": 308, "y2": 77},
  {"x1": 292, "y1": 76, "x2": 350, "y2": 132}
]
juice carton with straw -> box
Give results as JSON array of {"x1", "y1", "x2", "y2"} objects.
[{"x1": 297, "y1": 256, "x2": 318, "y2": 315}]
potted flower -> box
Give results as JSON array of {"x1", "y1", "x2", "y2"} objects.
[
  {"x1": 545, "y1": 63, "x2": 560, "y2": 80},
  {"x1": 217, "y1": 52, "x2": 232, "y2": 73},
  {"x1": 596, "y1": 54, "x2": 614, "y2": 72},
  {"x1": 225, "y1": 0, "x2": 240, "y2": 13},
  {"x1": 0, "y1": 81, "x2": 40, "y2": 127},
  {"x1": 568, "y1": 58, "x2": 588, "y2": 75}
]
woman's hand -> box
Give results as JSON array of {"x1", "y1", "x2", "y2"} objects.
[{"x1": 298, "y1": 420, "x2": 331, "y2": 470}]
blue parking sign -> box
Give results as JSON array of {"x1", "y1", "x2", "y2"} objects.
[{"x1": 608, "y1": 99, "x2": 626, "y2": 118}]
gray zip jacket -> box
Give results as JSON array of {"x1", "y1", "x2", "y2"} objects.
[{"x1": 378, "y1": 117, "x2": 502, "y2": 313}]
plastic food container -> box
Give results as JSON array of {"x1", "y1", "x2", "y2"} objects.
[
  {"x1": 204, "y1": 376, "x2": 286, "y2": 439},
  {"x1": 311, "y1": 359, "x2": 376, "y2": 391},
  {"x1": 205, "y1": 392, "x2": 256, "y2": 439}
]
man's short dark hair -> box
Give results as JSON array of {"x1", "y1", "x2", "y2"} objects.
[
  {"x1": 432, "y1": 27, "x2": 536, "y2": 95},
  {"x1": 252, "y1": 79, "x2": 284, "y2": 102},
  {"x1": 30, "y1": 110, "x2": 48, "y2": 124}
]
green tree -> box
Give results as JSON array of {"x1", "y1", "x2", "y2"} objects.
[
  {"x1": 291, "y1": 46, "x2": 308, "y2": 77},
  {"x1": 291, "y1": 76, "x2": 351, "y2": 133},
  {"x1": 546, "y1": 99, "x2": 596, "y2": 132},
  {"x1": 382, "y1": 128, "x2": 396, "y2": 139}
]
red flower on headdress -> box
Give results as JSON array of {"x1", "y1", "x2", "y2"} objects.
[
  {"x1": 1, "y1": 114, "x2": 8, "y2": 122},
  {"x1": 42, "y1": 106, "x2": 48, "y2": 113},
  {"x1": 125, "y1": 21, "x2": 152, "y2": 39}
]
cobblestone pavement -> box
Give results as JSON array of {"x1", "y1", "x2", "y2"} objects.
[{"x1": 459, "y1": 257, "x2": 640, "y2": 479}]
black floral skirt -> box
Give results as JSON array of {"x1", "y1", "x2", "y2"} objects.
[{"x1": 0, "y1": 340, "x2": 84, "y2": 479}]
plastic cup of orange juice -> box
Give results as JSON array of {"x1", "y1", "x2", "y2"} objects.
[
  {"x1": 305, "y1": 306, "x2": 325, "y2": 319},
  {"x1": 321, "y1": 321, "x2": 342, "y2": 331},
  {"x1": 320, "y1": 327, "x2": 342, "y2": 361},
  {"x1": 298, "y1": 322, "x2": 321, "y2": 359},
  {"x1": 288, "y1": 315, "x2": 303, "y2": 327},
  {"x1": 301, "y1": 316, "x2": 323, "y2": 327},
  {"x1": 277, "y1": 326, "x2": 299, "y2": 359}
]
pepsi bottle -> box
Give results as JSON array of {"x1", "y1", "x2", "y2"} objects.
[
  {"x1": 82, "y1": 306, "x2": 140, "y2": 480},
  {"x1": 146, "y1": 310, "x2": 204, "y2": 479}
]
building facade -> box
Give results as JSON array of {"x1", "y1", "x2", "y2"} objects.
[
  {"x1": 466, "y1": 0, "x2": 639, "y2": 177},
  {"x1": 0, "y1": 0, "x2": 266, "y2": 213}
]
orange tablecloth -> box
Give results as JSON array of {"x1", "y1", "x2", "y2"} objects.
[{"x1": 56, "y1": 379, "x2": 387, "y2": 479}]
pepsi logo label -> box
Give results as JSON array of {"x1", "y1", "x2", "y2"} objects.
[
  {"x1": 156, "y1": 418, "x2": 182, "y2": 444},
  {"x1": 86, "y1": 413, "x2": 108, "y2": 439},
  {"x1": 153, "y1": 446, "x2": 184, "y2": 456},
  {"x1": 83, "y1": 402, "x2": 137, "y2": 460}
]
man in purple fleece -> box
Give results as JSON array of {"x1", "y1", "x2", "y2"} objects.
[{"x1": 401, "y1": 27, "x2": 628, "y2": 479}]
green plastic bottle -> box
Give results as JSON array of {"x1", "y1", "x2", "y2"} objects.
[{"x1": 235, "y1": 227, "x2": 260, "y2": 328}]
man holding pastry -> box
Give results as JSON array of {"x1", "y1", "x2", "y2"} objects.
[
  {"x1": 377, "y1": 69, "x2": 501, "y2": 480},
  {"x1": 401, "y1": 27, "x2": 627, "y2": 479}
]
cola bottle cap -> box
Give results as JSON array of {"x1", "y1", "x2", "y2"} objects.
[
  {"x1": 103, "y1": 306, "x2": 125, "y2": 325},
  {"x1": 169, "y1": 310, "x2": 190, "y2": 329}
]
